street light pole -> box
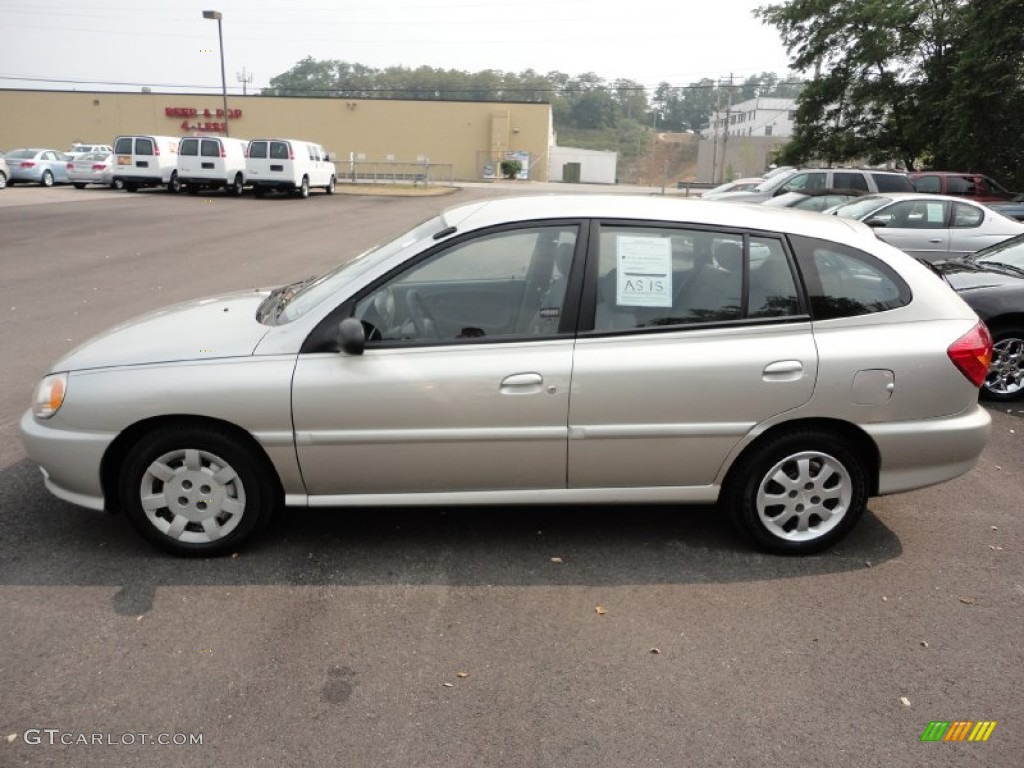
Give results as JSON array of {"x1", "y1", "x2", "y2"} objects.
[{"x1": 202, "y1": 10, "x2": 230, "y2": 136}]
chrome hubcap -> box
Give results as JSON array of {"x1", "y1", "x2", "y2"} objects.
[
  {"x1": 139, "y1": 448, "x2": 245, "y2": 543},
  {"x1": 756, "y1": 451, "x2": 851, "y2": 542},
  {"x1": 985, "y1": 337, "x2": 1024, "y2": 396}
]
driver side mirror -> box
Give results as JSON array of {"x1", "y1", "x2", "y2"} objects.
[
  {"x1": 865, "y1": 217, "x2": 888, "y2": 228},
  {"x1": 337, "y1": 317, "x2": 366, "y2": 355}
]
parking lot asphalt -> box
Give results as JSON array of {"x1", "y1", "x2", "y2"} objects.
[{"x1": 1, "y1": 183, "x2": 1021, "y2": 767}]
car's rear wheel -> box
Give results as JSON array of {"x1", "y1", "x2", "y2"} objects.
[
  {"x1": 722, "y1": 430, "x2": 867, "y2": 555},
  {"x1": 299, "y1": 176, "x2": 310, "y2": 198},
  {"x1": 111, "y1": 178, "x2": 125, "y2": 190},
  {"x1": 73, "y1": 182, "x2": 86, "y2": 190},
  {"x1": 118, "y1": 425, "x2": 277, "y2": 557},
  {"x1": 981, "y1": 327, "x2": 1024, "y2": 401},
  {"x1": 168, "y1": 171, "x2": 181, "y2": 194},
  {"x1": 230, "y1": 173, "x2": 244, "y2": 196},
  {"x1": 0, "y1": 171, "x2": 7, "y2": 190},
  {"x1": 326, "y1": 175, "x2": 336, "y2": 194},
  {"x1": 41, "y1": 170, "x2": 54, "y2": 187}
]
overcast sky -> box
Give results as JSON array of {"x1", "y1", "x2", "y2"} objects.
[{"x1": 0, "y1": 0, "x2": 795, "y2": 95}]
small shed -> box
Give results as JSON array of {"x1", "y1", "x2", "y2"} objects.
[{"x1": 548, "y1": 146, "x2": 618, "y2": 185}]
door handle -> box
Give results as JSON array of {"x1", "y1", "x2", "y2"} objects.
[
  {"x1": 500, "y1": 372, "x2": 544, "y2": 394},
  {"x1": 763, "y1": 360, "x2": 804, "y2": 381},
  {"x1": 928, "y1": 238, "x2": 943, "y2": 243}
]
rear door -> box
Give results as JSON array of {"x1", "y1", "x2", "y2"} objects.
[
  {"x1": 567, "y1": 222, "x2": 817, "y2": 490},
  {"x1": 178, "y1": 137, "x2": 200, "y2": 176}
]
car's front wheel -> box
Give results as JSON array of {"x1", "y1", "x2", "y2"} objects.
[
  {"x1": 722, "y1": 430, "x2": 868, "y2": 555},
  {"x1": 981, "y1": 327, "x2": 1024, "y2": 401},
  {"x1": 41, "y1": 170, "x2": 54, "y2": 187},
  {"x1": 0, "y1": 171, "x2": 7, "y2": 190},
  {"x1": 119, "y1": 425, "x2": 277, "y2": 556}
]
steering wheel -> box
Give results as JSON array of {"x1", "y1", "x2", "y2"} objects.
[{"x1": 405, "y1": 288, "x2": 440, "y2": 340}]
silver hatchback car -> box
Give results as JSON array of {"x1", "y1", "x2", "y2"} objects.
[{"x1": 21, "y1": 196, "x2": 992, "y2": 556}]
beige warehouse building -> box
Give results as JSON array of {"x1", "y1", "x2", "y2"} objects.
[{"x1": 0, "y1": 89, "x2": 553, "y2": 182}]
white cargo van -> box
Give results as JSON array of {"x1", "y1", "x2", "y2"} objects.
[
  {"x1": 177, "y1": 136, "x2": 248, "y2": 195},
  {"x1": 245, "y1": 138, "x2": 336, "y2": 198},
  {"x1": 112, "y1": 135, "x2": 181, "y2": 192}
]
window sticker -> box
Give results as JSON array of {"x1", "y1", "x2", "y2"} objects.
[
  {"x1": 616, "y1": 236, "x2": 672, "y2": 307},
  {"x1": 925, "y1": 203, "x2": 945, "y2": 224}
]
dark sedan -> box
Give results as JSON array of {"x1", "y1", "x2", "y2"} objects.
[{"x1": 935, "y1": 233, "x2": 1024, "y2": 400}]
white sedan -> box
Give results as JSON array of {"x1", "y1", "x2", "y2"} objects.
[{"x1": 830, "y1": 192, "x2": 1024, "y2": 262}]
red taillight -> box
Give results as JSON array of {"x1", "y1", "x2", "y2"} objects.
[
  {"x1": 92, "y1": 164, "x2": 107, "y2": 171},
  {"x1": 20, "y1": 161, "x2": 35, "y2": 169},
  {"x1": 66, "y1": 162, "x2": 73, "y2": 170},
  {"x1": 948, "y1": 322, "x2": 993, "y2": 388},
  {"x1": 153, "y1": 145, "x2": 160, "y2": 156},
  {"x1": 220, "y1": 145, "x2": 226, "y2": 158},
  {"x1": 289, "y1": 148, "x2": 295, "y2": 160}
]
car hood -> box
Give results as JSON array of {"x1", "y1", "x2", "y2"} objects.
[
  {"x1": 935, "y1": 260, "x2": 1024, "y2": 290},
  {"x1": 53, "y1": 290, "x2": 273, "y2": 372}
]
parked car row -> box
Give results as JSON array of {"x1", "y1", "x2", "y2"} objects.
[
  {"x1": 2, "y1": 136, "x2": 338, "y2": 199},
  {"x1": 110, "y1": 134, "x2": 337, "y2": 198}
]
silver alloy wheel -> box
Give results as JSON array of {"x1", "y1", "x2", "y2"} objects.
[
  {"x1": 985, "y1": 336, "x2": 1024, "y2": 396},
  {"x1": 139, "y1": 448, "x2": 246, "y2": 544},
  {"x1": 755, "y1": 450, "x2": 852, "y2": 542}
]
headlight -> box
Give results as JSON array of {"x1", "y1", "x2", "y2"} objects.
[{"x1": 33, "y1": 373, "x2": 68, "y2": 419}]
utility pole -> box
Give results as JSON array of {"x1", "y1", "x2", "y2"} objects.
[
  {"x1": 236, "y1": 67, "x2": 253, "y2": 96},
  {"x1": 720, "y1": 73, "x2": 734, "y2": 183},
  {"x1": 711, "y1": 85, "x2": 721, "y2": 185}
]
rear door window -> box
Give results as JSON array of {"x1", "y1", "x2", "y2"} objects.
[
  {"x1": 270, "y1": 142, "x2": 290, "y2": 160},
  {"x1": 136, "y1": 139, "x2": 154, "y2": 156},
  {"x1": 200, "y1": 140, "x2": 220, "y2": 157},
  {"x1": 248, "y1": 141, "x2": 268, "y2": 159},
  {"x1": 180, "y1": 138, "x2": 199, "y2": 156},
  {"x1": 589, "y1": 226, "x2": 802, "y2": 331},
  {"x1": 833, "y1": 172, "x2": 869, "y2": 191},
  {"x1": 114, "y1": 137, "x2": 134, "y2": 154},
  {"x1": 952, "y1": 203, "x2": 984, "y2": 228},
  {"x1": 913, "y1": 175, "x2": 941, "y2": 194}
]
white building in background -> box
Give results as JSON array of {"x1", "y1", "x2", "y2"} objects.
[
  {"x1": 702, "y1": 96, "x2": 797, "y2": 140},
  {"x1": 548, "y1": 145, "x2": 618, "y2": 184}
]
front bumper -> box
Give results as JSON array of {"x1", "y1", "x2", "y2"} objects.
[{"x1": 19, "y1": 409, "x2": 116, "y2": 511}]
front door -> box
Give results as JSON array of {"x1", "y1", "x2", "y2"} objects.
[{"x1": 292, "y1": 223, "x2": 582, "y2": 497}]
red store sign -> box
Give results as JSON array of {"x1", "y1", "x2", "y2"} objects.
[{"x1": 165, "y1": 106, "x2": 243, "y2": 133}]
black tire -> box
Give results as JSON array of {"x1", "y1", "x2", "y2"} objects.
[
  {"x1": 326, "y1": 175, "x2": 336, "y2": 194},
  {"x1": 168, "y1": 172, "x2": 181, "y2": 194},
  {"x1": 0, "y1": 171, "x2": 7, "y2": 190},
  {"x1": 118, "y1": 424, "x2": 278, "y2": 557},
  {"x1": 230, "y1": 173, "x2": 244, "y2": 196},
  {"x1": 299, "y1": 176, "x2": 310, "y2": 199},
  {"x1": 112, "y1": 178, "x2": 125, "y2": 191},
  {"x1": 721, "y1": 429, "x2": 868, "y2": 555},
  {"x1": 73, "y1": 182, "x2": 87, "y2": 190},
  {"x1": 41, "y1": 170, "x2": 54, "y2": 187},
  {"x1": 981, "y1": 326, "x2": 1024, "y2": 402}
]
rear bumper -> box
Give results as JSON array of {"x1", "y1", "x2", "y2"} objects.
[{"x1": 865, "y1": 404, "x2": 991, "y2": 495}]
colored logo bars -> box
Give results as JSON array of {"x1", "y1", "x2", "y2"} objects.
[{"x1": 920, "y1": 721, "x2": 997, "y2": 742}]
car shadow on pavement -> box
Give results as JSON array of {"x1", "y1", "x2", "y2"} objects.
[{"x1": 1, "y1": 458, "x2": 902, "y2": 605}]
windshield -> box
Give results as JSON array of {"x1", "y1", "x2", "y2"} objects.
[
  {"x1": 831, "y1": 196, "x2": 891, "y2": 220},
  {"x1": 753, "y1": 170, "x2": 796, "y2": 193},
  {"x1": 972, "y1": 233, "x2": 1024, "y2": 269},
  {"x1": 276, "y1": 214, "x2": 446, "y2": 323}
]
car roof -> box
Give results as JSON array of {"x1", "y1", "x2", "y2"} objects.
[
  {"x1": 441, "y1": 194, "x2": 876, "y2": 246},
  {"x1": 856, "y1": 192, "x2": 990, "y2": 205}
]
